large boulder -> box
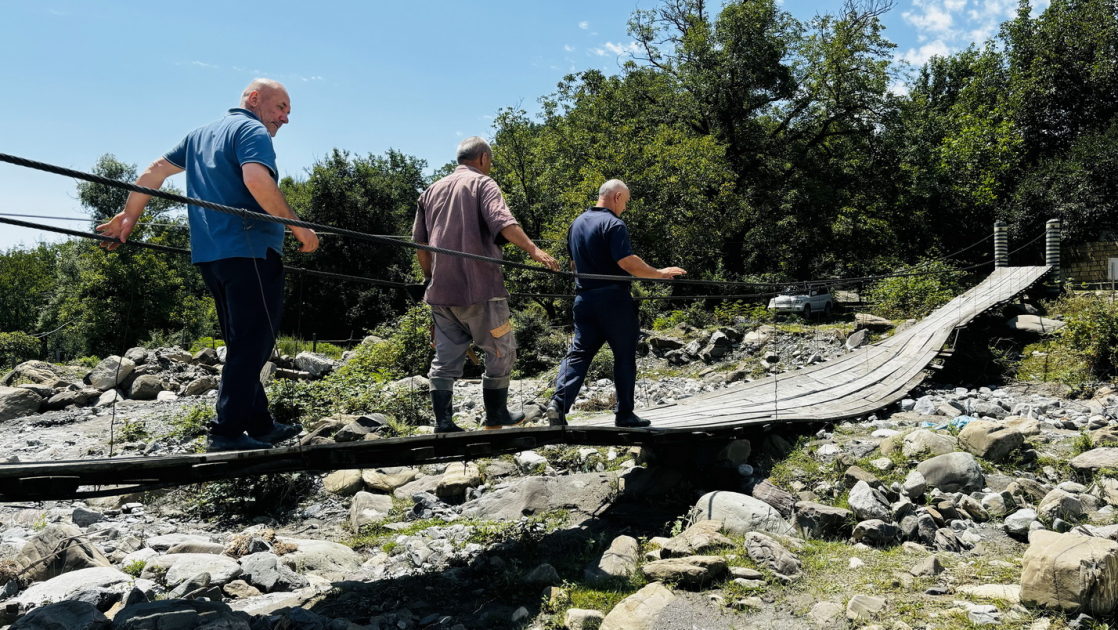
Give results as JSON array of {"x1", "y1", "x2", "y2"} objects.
[
  {"x1": 745, "y1": 532, "x2": 802, "y2": 578},
  {"x1": 323, "y1": 469, "x2": 363, "y2": 496},
  {"x1": 855, "y1": 313, "x2": 894, "y2": 331},
  {"x1": 15, "y1": 567, "x2": 132, "y2": 609},
  {"x1": 901, "y1": 430, "x2": 957, "y2": 458},
  {"x1": 794, "y1": 501, "x2": 853, "y2": 540},
  {"x1": 9, "y1": 600, "x2": 109, "y2": 630},
  {"x1": 1007, "y1": 315, "x2": 1066, "y2": 335},
  {"x1": 916, "y1": 452, "x2": 985, "y2": 493},
  {"x1": 751, "y1": 479, "x2": 794, "y2": 519},
  {"x1": 127, "y1": 375, "x2": 163, "y2": 400},
  {"x1": 1070, "y1": 448, "x2": 1118, "y2": 473},
  {"x1": 294, "y1": 352, "x2": 335, "y2": 379},
  {"x1": 436, "y1": 462, "x2": 481, "y2": 498},
  {"x1": 640, "y1": 556, "x2": 727, "y2": 588},
  {"x1": 1037, "y1": 489, "x2": 1085, "y2": 524},
  {"x1": 238, "y1": 552, "x2": 309, "y2": 593},
  {"x1": 1021, "y1": 530, "x2": 1118, "y2": 615},
  {"x1": 350, "y1": 491, "x2": 394, "y2": 531},
  {"x1": 692, "y1": 491, "x2": 795, "y2": 537},
  {"x1": 87, "y1": 356, "x2": 135, "y2": 391},
  {"x1": 847, "y1": 481, "x2": 891, "y2": 522},
  {"x1": 0, "y1": 386, "x2": 41, "y2": 421},
  {"x1": 112, "y1": 600, "x2": 250, "y2": 630},
  {"x1": 461, "y1": 473, "x2": 617, "y2": 522},
  {"x1": 277, "y1": 538, "x2": 362, "y2": 574},
  {"x1": 584, "y1": 535, "x2": 639, "y2": 584},
  {"x1": 361, "y1": 467, "x2": 418, "y2": 493},
  {"x1": 18, "y1": 524, "x2": 111, "y2": 583},
  {"x1": 958, "y1": 420, "x2": 1025, "y2": 463},
  {"x1": 600, "y1": 582, "x2": 676, "y2": 630},
  {"x1": 159, "y1": 553, "x2": 242, "y2": 587},
  {"x1": 660, "y1": 521, "x2": 733, "y2": 559}
]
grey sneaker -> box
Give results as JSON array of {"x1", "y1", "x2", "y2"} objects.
[{"x1": 545, "y1": 399, "x2": 567, "y2": 427}]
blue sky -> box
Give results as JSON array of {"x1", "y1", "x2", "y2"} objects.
[{"x1": 0, "y1": 0, "x2": 1042, "y2": 251}]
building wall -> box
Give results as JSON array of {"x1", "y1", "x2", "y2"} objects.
[{"x1": 1063, "y1": 242, "x2": 1118, "y2": 283}]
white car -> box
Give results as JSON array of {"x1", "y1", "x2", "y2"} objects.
[{"x1": 768, "y1": 284, "x2": 834, "y2": 318}]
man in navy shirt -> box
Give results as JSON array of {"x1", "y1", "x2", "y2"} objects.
[
  {"x1": 546, "y1": 179, "x2": 685, "y2": 428},
  {"x1": 97, "y1": 79, "x2": 318, "y2": 452}
]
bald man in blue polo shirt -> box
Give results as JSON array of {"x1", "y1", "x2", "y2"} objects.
[
  {"x1": 97, "y1": 79, "x2": 318, "y2": 452},
  {"x1": 546, "y1": 179, "x2": 685, "y2": 428}
]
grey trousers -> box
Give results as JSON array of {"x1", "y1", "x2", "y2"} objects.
[{"x1": 429, "y1": 300, "x2": 517, "y2": 389}]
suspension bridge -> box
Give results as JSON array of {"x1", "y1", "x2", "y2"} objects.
[{"x1": 0, "y1": 153, "x2": 1059, "y2": 500}]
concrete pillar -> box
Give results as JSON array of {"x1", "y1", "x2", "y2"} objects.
[
  {"x1": 994, "y1": 221, "x2": 1008, "y2": 268},
  {"x1": 1046, "y1": 218, "x2": 1061, "y2": 294}
]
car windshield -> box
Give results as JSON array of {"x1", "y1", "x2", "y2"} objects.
[{"x1": 781, "y1": 286, "x2": 805, "y2": 295}]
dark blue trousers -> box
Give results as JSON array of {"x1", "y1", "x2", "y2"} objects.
[
  {"x1": 197, "y1": 249, "x2": 284, "y2": 438},
  {"x1": 552, "y1": 285, "x2": 639, "y2": 420}
]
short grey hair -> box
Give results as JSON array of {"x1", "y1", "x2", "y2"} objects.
[
  {"x1": 598, "y1": 179, "x2": 629, "y2": 199},
  {"x1": 457, "y1": 137, "x2": 492, "y2": 164}
]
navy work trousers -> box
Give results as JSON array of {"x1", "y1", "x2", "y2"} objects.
[
  {"x1": 196, "y1": 249, "x2": 284, "y2": 438},
  {"x1": 552, "y1": 284, "x2": 639, "y2": 420}
]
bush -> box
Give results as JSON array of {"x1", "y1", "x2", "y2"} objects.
[
  {"x1": 652, "y1": 303, "x2": 715, "y2": 330},
  {"x1": 865, "y1": 260, "x2": 967, "y2": 319},
  {"x1": 0, "y1": 331, "x2": 39, "y2": 367},
  {"x1": 1058, "y1": 293, "x2": 1118, "y2": 380},
  {"x1": 185, "y1": 473, "x2": 317, "y2": 522},
  {"x1": 341, "y1": 305, "x2": 433, "y2": 381},
  {"x1": 512, "y1": 309, "x2": 568, "y2": 377}
]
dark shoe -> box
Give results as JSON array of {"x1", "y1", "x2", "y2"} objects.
[
  {"x1": 206, "y1": 433, "x2": 273, "y2": 452},
  {"x1": 482, "y1": 387, "x2": 526, "y2": 430},
  {"x1": 614, "y1": 414, "x2": 651, "y2": 428},
  {"x1": 545, "y1": 399, "x2": 567, "y2": 427},
  {"x1": 250, "y1": 422, "x2": 302, "y2": 444},
  {"x1": 432, "y1": 389, "x2": 464, "y2": 433}
]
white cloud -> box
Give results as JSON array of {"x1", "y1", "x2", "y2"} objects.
[
  {"x1": 899, "y1": 39, "x2": 952, "y2": 65},
  {"x1": 564, "y1": 44, "x2": 575, "y2": 52},
  {"x1": 579, "y1": 21, "x2": 589, "y2": 29},
  {"x1": 900, "y1": 0, "x2": 1029, "y2": 54},
  {"x1": 192, "y1": 61, "x2": 219, "y2": 69},
  {"x1": 603, "y1": 41, "x2": 640, "y2": 55},
  {"x1": 590, "y1": 47, "x2": 607, "y2": 57}
]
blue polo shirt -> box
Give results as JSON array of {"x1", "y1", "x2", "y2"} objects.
[
  {"x1": 164, "y1": 108, "x2": 285, "y2": 264},
  {"x1": 568, "y1": 207, "x2": 636, "y2": 291}
]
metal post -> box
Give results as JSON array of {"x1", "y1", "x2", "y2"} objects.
[
  {"x1": 1046, "y1": 219, "x2": 1061, "y2": 295},
  {"x1": 312, "y1": 333, "x2": 318, "y2": 354},
  {"x1": 994, "y1": 221, "x2": 1008, "y2": 268}
]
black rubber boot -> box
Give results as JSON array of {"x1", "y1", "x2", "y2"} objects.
[
  {"x1": 482, "y1": 387, "x2": 526, "y2": 430},
  {"x1": 545, "y1": 398, "x2": 567, "y2": 427},
  {"x1": 431, "y1": 389, "x2": 464, "y2": 433}
]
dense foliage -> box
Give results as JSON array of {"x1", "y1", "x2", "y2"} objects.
[{"x1": 0, "y1": 0, "x2": 1114, "y2": 364}]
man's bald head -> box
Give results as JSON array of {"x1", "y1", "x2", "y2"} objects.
[
  {"x1": 240, "y1": 79, "x2": 291, "y2": 137},
  {"x1": 597, "y1": 179, "x2": 631, "y2": 216}
]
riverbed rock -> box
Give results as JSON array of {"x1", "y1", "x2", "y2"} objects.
[
  {"x1": 238, "y1": 552, "x2": 309, "y2": 593},
  {"x1": 1021, "y1": 530, "x2": 1118, "y2": 615},
  {"x1": 794, "y1": 501, "x2": 853, "y2": 539},
  {"x1": 87, "y1": 356, "x2": 135, "y2": 391},
  {"x1": 745, "y1": 532, "x2": 802, "y2": 579},
  {"x1": 361, "y1": 467, "x2": 418, "y2": 493},
  {"x1": 1071, "y1": 448, "x2": 1118, "y2": 473},
  {"x1": 600, "y1": 582, "x2": 675, "y2": 630},
  {"x1": 585, "y1": 535, "x2": 639, "y2": 584},
  {"x1": 660, "y1": 520, "x2": 733, "y2": 558},
  {"x1": 15, "y1": 567, "x2": 132, "y2": 609},
  {"x1": 17, "y1": 524, "x2": 111, "y2": 582},
  {"x1": 640, "y1": 555, "x2": 728, "y2": 588},
  {"x1": 112, "y1": 600, "x2": 250, "y2": 630},
  {"x1": 902, "y1": 430, "x2": 957, "y2": 458},
  {"x1": 350, "y1": 491, "x2": 394, "y2": 530},
  {"x1": 692, "y1": 491, "x2": 795, "y2": 537},
  {"x1": 9, "y1": 600, "x2": 109, "y2": 630},
  {"x1": 916, "y1": 452, "x2": 985, "y2": 493},
  {"x1": 0, "y1": 386, "x2": 42, "y2": 421},
  {"x1": 461, "y1": 473, "x2": 617, "y2": 522},
  {"x1": 959, "y1": 420, "x2": 1025, "y2": 463}
]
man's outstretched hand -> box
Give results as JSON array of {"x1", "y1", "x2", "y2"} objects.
[{"x1": 95, "y1": 213, "x2": 137, "y2": 251}]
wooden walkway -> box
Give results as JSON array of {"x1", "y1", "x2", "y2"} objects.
[
  {"x1": 577, "y1": 265, "x2": 1051, "y2": 430},
  {"x1": 0, "y1": 266, "x2": 1050, "y2": 501}
]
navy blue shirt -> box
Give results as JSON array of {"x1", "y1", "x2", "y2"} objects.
[
  {"x1": 568, "y1": 207, "x2": 636, "y2": 291},
  {"x1": 164, "y1": 108, "x2": 284, "y2": 264}
]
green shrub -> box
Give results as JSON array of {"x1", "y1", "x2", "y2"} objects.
[
  {"x1": 71, "y1": 355, "x2": 101, "y2": 369},
  {"x1": 511, "y1": 309, "x2": 568, "y2": 377},
  {"x1": 865, "y1": 260, "x2": 967, "y2": 319},
  {"x1": 185, "y1": 473, "x2": 316, "y2": 522},
  {"x1": 189, "y1": 337, "x2": 225, "y2": 352},
  {"x1": 342, "y1": 305, "x2": 433, "y2": 381},
  {"x1": 123, "y1": 560, "x2": 146, "y2": 577},
  {"x1": 275, "y1": 336, "x2": 345, "y2": 360},
  {"x1": 168, "y1": 404, "x2": 215, "y2": 440},
  {"x1": 116, "y1": 418, "x2": 149, "y2": 443},
  {"x1": 588, "y1": 347, "x2": 615, "y2": 381},
  {"x1": 715, "y1": 300, "x2": 772, "y2": 325},
  {"x1": 1060, "y1": 293, "x2": 1118, "y2": 380},
  {"x1": 0, "y1": 331, "x2": 39, "y2": 366},
  {"x1": 652, "y1": 303, "x2": 715, "y2": 330}
]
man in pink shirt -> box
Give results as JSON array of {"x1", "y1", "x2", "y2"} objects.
[{"x1": 413, "y1": 137, "x2": 559, "y2": 432}]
